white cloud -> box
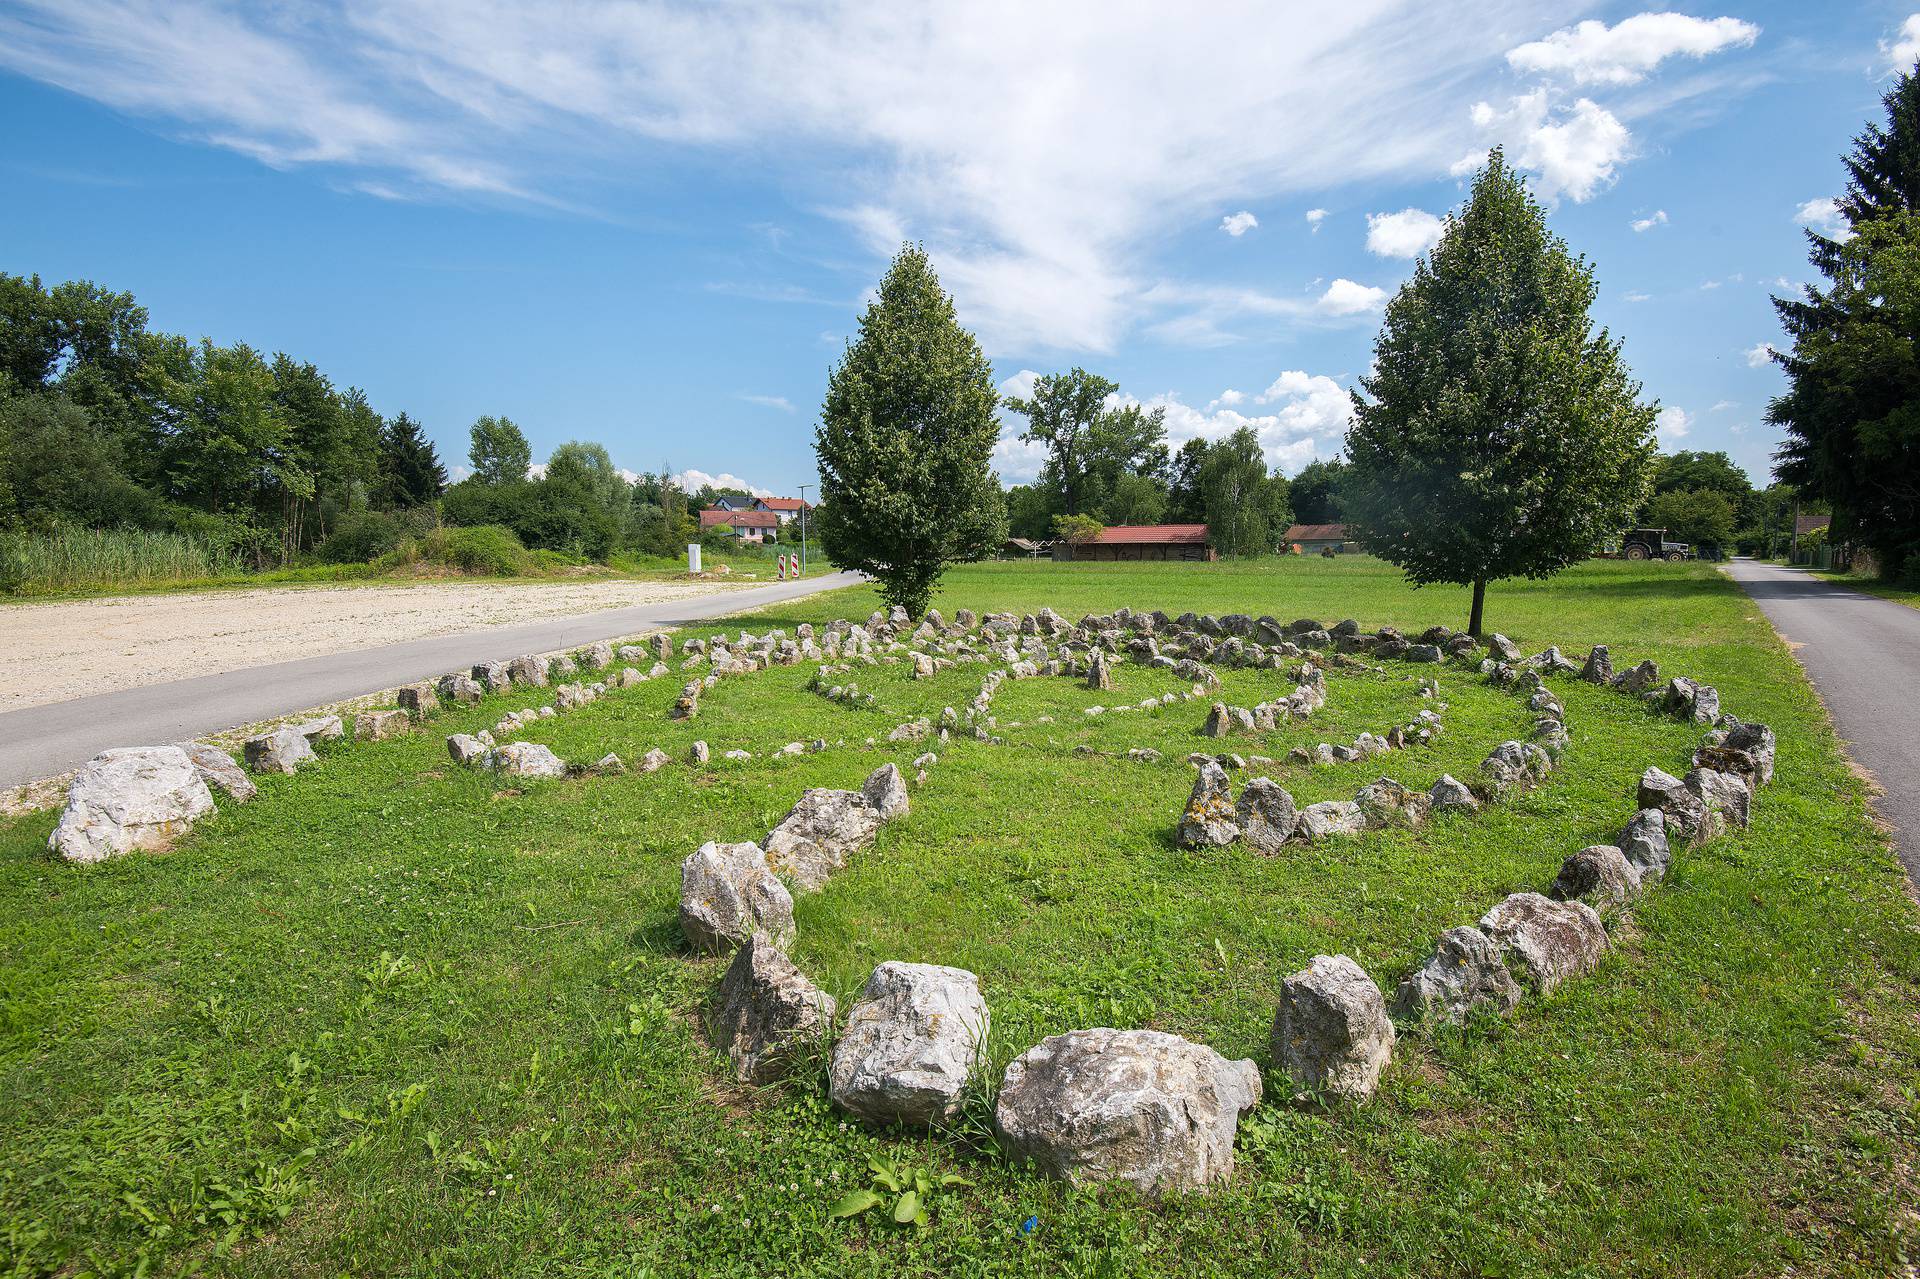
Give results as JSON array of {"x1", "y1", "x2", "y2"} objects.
[
  {"x1": 736, "y1": 393, "x2": 796, "y2": 412},
  {"x1": 1507, "y1": 14, "x2": 1759, "y2": 86},
  {"x1": 1883, "y1": 15, "x2": 1920, "y2": 71},
  {"x1": 1365, "y1": 208, "x2": 1444, "y2": 258},
  {"x1": 1448, "y1": 149, "x2": 1489, "y2": 178},
  {"x1": 1710, "y1": 399, "x2": 1737, "y2": 412},
  {"x1": 1622, "y1": 290, "x2": 1652, "y2": 302},
  {"x1": 672, "y1": 468, "x2": 773, "y2": 497},
  {"x1": 1318, "y1": 278, "x2": 1388, "y2": 316},
  {"x1": 1744, "y1": 342, "x2": 1777, "y2": 367},
  {"x1": 1656, "y1": 405, "x2": 1691, "y2": 447},
  {"x1": 1796, "y1": 196, "x2": 1847, "y2": 238},
  {"x1": 1470, "y1": 90, "x2": 1631, "y2": 202},
  {"x1": 1220, "y1": 210, "x2": 1258, "y2": 237},
  {"x1": 1305, "y1": 208, "x2": 1328, "y2": 232},
  {"x1": 1210, "y1": 388, "x2": 1247, "y2": 408},
  {"x1": 0, "y1": 1, "x2": 1631, "y2": 356},
  {"x1": 1130, "y1": 371, "x2": 1353, "y2": 475},
  {"x1": 1630, "y1": 209, "x2": 1667, "y2": 232}
]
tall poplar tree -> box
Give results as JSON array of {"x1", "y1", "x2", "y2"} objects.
[
  {"x1": 1345, "y1": 150, "x2": 1655, "y2": 635},
  {"x1": 814, "y1": 244, "x2": 1005, "y2": 617}
]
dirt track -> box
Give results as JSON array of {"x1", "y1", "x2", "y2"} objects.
[{"x1": 0, "y1": 577, "x2": 753, "y2": 712}]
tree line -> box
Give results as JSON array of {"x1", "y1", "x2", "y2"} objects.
[{"x1": 0, "y1": 273, "x2": 751, "y2": 571}]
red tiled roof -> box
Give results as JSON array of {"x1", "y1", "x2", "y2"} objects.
[
  {"x1": 1283, "y1": 523, "x2": 1350, "y2": 542},
  {"x1": 759, "y1": 496, "x2": 811, "y2": 511},
  {"x1": 1090, "y1": 524, "x2": 1211, "y2": 545},
  {"x1": 700, "y1": 507, "x2": 779, "y2": 528}
]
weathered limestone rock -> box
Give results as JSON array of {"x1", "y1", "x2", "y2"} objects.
[
  {"x1": 1614, "y1": 658, "x2": 1660, "y2": 694},
  {"x1": 397, "y1": 684, "x2": 440, "y2": 718},
  {"x1": 590, "y1": 752, "x2": 624, "y2": 774},
  {"x1": 860, "y1": 763, "x2": 910, "y2": 821},
  {"x1": 438, "y1": 671, "x2": 484, "y2": 703},
  {"x1": 711, "y1": 933, "x2": 836, "y2": 1085},
  {"x1": 447, "y1": 733, "x2": 488, "y2": 766},
  {"x1": 910, "y1": 651, "x2": 936, "y2": 680},
  {"x1": 473, "y1": 660, "x2": 512, "y2": 692},
  {"x1": 1177, "y1": 761, "x2": 1240, "y2": 848},
  {"x1": 1481, "y1": 740, "x2": 1550, "y2": 795},
  {"x1": 829, "y1": 962, "x2": 990, "y2": 1126},
  {"x1": 295, "y1": 715, "x2": 343, "y2": 744},
  {"x1": 638, "y1": 747, "x2": 671, "y2": 773},
  {"x1": 765, "y1": 788, "x2": 884, "y2": 890},
  {"x1": 1685, "y1": 766, "x2": 1751, "y2": 830},
  {"x1": 1389, "y1": 926, "x2": 1521, "y2": 1027},
  {"x1": 1273, "y1": 955, "x2": 1395, "y2": 1100},
  {"x1": 1296, "y1": 799, "x2": 1367, "y2": 841},
  {"x1": 995, "y1": 1028, "x2": 1262, "y2": 1194},
  {"x1": 679, "y1": 841, "x2": 796, "y2": 953},
  {"x1": 1617, "y1": 808, "x2": 1670, "y2": 881},
  {"x1": 1478, "y1": 892, "x2": 1607, "y2": 994},
  {"x1": 353, "y1": 708, "x2": 411, "y2": 741},
  {"x1": 245, "y1": 726, "x2": 316, "y2": 775},
  {"x1": 1487, "y1": 633, "x2": 1522, "y2": 661},
  {"x1": 1085, "y1": 648, "x2": 1115, "y2": 691},
  {"x1": 1199, "y1": 701, "x2": 1232, "y2": 738},
  {"x1": 1722, "y1": 720, "x2": 1777, "y2": 785},
  {"x1": 1236, "y1": 778, "x2": 1297, "y2": 853},
  {"x1": 1580, "y1": 645, "x2": 1613, "y2": 684},
  {"x1": 1636, "y1": 766, "x2": 1711, "y2": 841},
  {"x1": 1355, "y1": 777, "x2": 1430, "y2": 828},
  {"x1": 581, "y1": 640, "x2": 615, "y2": 670},
  {"x1": 489, "y1": 741, "x2": 568, "y2": 779},
  {"x1": 888, "y1": 718, "x2": 933, "y2": 743},
  {"x1": 1428, "y1": 774, "x2": 1481, "y2": 813},
  {"x1": 688, "y1": 740, "x2": 710, "y2": 765},
  {"x1": 670, "y1": 681, "x2": 702, "y2": 720},
  {"x1": 1550, "y1": 845, "x2": 1641, "y2": 910},
  {"x1": 1404, "y1": 643, "x2": 1443, "y2": 664},
  {"x1": 48, "y1": 746, "x2": 217, "y2": 864},
  {"x1": 507, "y1": 654, "x2": 550, "y2": 687},
  {"x1": 172, "y1": 741, "x2": 255, "y2": 802}
]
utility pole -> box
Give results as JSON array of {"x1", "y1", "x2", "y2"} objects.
[{"x1": 797, "y1": 483, "x2": 810, "y2": 575}]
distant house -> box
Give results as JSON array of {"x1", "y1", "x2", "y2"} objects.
[
  {"x1": 1793, "y1": 513, "x2": 1831, "y2": 538},
  {"x1": 700, "y1": 507, "x2": 780, "y2": 543},
  {"x1": 1283, "y1": 523, "x2": 1352, "y2": 554},
  {"x1": 754, "y1": 496, "x2": 813, "y2": 525},
  {"x1": 1053, "y1": 524, "x2": 1215, "y2": 562},
  {"x1": 710, "y1": 494, "x2": 758, "y2": 513}
]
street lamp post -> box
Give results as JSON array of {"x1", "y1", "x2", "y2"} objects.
[{"x1": 797, "y1": 483, "x2": 809, "y2": 575}]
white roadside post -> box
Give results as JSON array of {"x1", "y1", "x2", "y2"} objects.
[{"x1": 687, "y1": 542, "x2": 702, "y2": 575}]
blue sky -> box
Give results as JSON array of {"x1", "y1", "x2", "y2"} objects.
[{"x1": 2, "y1": 2, "x2": 1915, "y2": 497}]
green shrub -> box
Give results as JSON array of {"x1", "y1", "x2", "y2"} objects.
[
  {"x1": 314, "y1": 508, "x2": 434, "y2": 564},
  {"x1": 415, "y1": 524, "x2": 535, "y2": 576}
]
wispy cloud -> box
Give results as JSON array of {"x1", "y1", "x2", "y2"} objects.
[
  {"x1": 1219, "y1": 210, "x2": 1258, "y2": 237},
  {"x1": 736, "y1": 393, "x2": 796, "y2": 413}
]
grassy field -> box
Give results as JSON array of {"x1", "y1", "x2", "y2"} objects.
[
  {"x1": 1812, "y1": 568, "x2": 1920, "y2": 610},
  {"x1": 2, "y1": 556, "x2": 1916, "y2": 1277}
]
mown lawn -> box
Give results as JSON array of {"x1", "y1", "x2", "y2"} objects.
[{"x1": 2, "y1": 556, "x2": 1916, "y2": 1277}]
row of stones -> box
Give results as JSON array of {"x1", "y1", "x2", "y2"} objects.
[{"x1": 45, "y1": 634, "x2": 682, "y2": 862}]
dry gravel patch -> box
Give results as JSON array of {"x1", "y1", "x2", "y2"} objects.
[{"x1": 0, "y1": 577, "x2": 750, "y2": 713}]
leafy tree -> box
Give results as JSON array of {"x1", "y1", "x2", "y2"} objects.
[
  {"x1": 1052, "y1": 513, "x2": 1104, "y2": 544},
  {"x1": 1288, "y1": 458, "x2": 1348, "y2": 525},
  {"x1": 1345, "y1": 149, "x2": 1656, "y2": 635},
  {"x1": 378, "y1": 412, "x2": 447, "y2": 507},
  {"x1": 1007, "y1": 369, "x2": 1114, "y2": 517},
  {"x1": 1649, "y1": 450, "x2": 1754, "y2": 525},
  {"x1": 1198, "y1": 427, "x2": 1285, "y2": 556},
  {"x1": 1644, "y1": 488, "x2": 1736, "y2": 548},
  {"x1": 0, "y1": 390, "x2": 152, "y2": 529},
  {"x1": 1104, "y1": 470, "x2": 1169, "y2": 525},
  {"x1": 1770, "y1": 69, "x2": 1920, "y2": 580},
  {"x1": 468, "y1": 415, "x2": 532, "y2": 486},
  {"x1": 815, "y1": 244, "x2": 1005, "y2": 616},
  {"x1": 1166, "y1": 438, "x2": 1209, "y2": 522},
  {"x1": 1004, "y1": 484, "x2": 1055, "y2": 539}
]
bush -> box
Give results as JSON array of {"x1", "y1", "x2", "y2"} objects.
[
  {"x1": 314, "y1": 508, "x2": 434, "y2": 564},
  {"x1": 429, "y1": 524, "x2": 535, "y2": 576}
]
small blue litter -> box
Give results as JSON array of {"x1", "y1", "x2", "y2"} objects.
[{"x1": 1019, "y1": 1215, "x2": 1039, "y2": 1236}]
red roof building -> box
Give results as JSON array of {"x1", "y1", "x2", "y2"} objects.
[
  {"x1": 700, "y1": 507, "x2": 781, "y2": 542},
  {"x1": 1282, "y1": 523, "x2": 1352, "y2": 549},
  {"x1": 1053, "y1": 523, "x2": 1215, "y2": 562}
]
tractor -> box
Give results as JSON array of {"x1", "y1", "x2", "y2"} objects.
[{"x1": 1619, "y1": 528, "x2": 1690, "y2": 562}]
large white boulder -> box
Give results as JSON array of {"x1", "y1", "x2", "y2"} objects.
[
  {"x1": 995, "y1": 1028, "x2": 1261, "y2": 1194},
  {"x1": 1272, "y1": 954, "x2": 1395, "y2": 1100},
  {"x1": 679, "y1": 841, "x2": 795, "y2": 953},
  {"x1": 711, "y1": 933, "x2": 836, "y2": 1085},
  {"x1": 829, "y1": 961, "x2": 989, "y2": 1126},
  {"x1": 1478, "y1": 892, "x2": 1607, "y2": 994},
  {"x1": 49, "y1": 746, "x2": 216, "y2": 864}
]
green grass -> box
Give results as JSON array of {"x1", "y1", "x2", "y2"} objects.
[
  {"x1": 2, "y1": 556, "x2": 1916, "y2": 1277},
  {"x1": 0, "y1": 527, "x2": 246, "y2": 594},
  {"x1": 1812, "y1": 568, "x2": 1920, "y2": 609}
]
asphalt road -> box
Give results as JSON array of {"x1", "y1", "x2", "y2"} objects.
[
  {"x1": 0, "y1": 570, "x2": 865, "y2": 789},
  {"x1": 1724, "y1": 559, "x2": 1920, "y2": 885}
]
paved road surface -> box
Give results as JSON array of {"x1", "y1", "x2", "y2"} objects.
[
  {"x1": 1724, "y1": 559, "x2": 1920, "y2": 885},
  {"x1": 0, "y1": 570, "x2": 864, "y2": 789}
]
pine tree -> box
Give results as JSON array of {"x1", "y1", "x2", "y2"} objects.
[
  {"x1": 1345, "y1": 150, "x2": 1656, "y2": 635},
  {"x1": 815, "y1": 244, "x2": 1005, "y2": 617},
  {"x1": 379, "y1": 412, "x2": 447, "y2": 508},
  {"x1": 1768, "y1": 66, "x2": 1920, "y2": 580}
]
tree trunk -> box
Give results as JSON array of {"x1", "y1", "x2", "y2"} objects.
[{"x1": 1469, "y1": 579, "x2": 1486, "y2": 637}]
